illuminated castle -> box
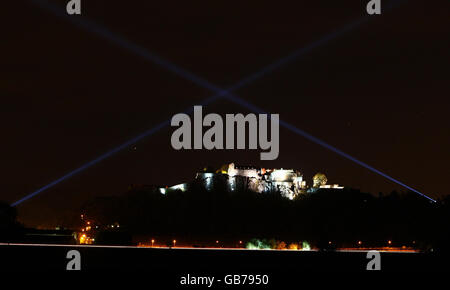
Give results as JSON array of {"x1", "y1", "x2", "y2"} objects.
[{"x1": 160, "y1": 163, "x2": 342, "y2": 200}]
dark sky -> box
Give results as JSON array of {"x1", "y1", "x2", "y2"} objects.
[{"x1": 2, "y1": 0, "x2": 449, "y2": 227}]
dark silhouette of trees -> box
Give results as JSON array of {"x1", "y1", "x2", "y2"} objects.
[
  {"x1": 0, "y1": 201, "x2": 23, "y2": 242},
  {"x1": 79, "y1": 183, "x2": 449, "y2": 250}
]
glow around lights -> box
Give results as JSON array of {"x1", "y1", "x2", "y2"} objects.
[{"x1": 269, "y1": 170, "x2": 291, "y2": 182}]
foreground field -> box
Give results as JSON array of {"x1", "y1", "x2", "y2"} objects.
[{"x1": 0, "y1": 243, "x2": 447, "y2": 273}]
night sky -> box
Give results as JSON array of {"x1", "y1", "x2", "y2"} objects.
[{"x1": 2, "y1": 0, "x2": 449, "y2": 227}]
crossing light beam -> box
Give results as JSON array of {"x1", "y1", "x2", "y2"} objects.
[{"x1": 12, "y1": 0, "x2": 435, "y2": 206}]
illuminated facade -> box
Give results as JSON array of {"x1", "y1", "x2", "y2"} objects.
[
  {"x1": 197, "y1": 163, "x2": 308, "y2": 200},
  {"x1": 160, "y1": 163, "x2": 342, "y2": 200}
]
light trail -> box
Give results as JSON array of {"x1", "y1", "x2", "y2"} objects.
[
  {"x1": 12, "y1": 0, "x2": 435, "y2": 206},
  {"x1": 0, "y1": 243, "x2": 419, "y2": 253}
]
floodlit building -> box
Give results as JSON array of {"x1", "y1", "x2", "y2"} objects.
[
  {"x1": 159, "y1": 163, "x2": 342, "y2": 200},
  {"x1": 196, "y1": 163, "x2": 308, "y2": 200},
  {"x1": 310, "y1": 172, "x2": 343, "y2": 192}
]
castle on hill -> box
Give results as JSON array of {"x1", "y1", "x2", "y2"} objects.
[{"x1": 158, "y1": 163, "x2": 343, "y2": 200}]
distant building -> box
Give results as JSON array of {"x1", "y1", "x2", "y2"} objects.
[
  {"x1": 309, "y1": 172, "x2": 343, "y2": 192},
  {"x1": 196, "y1": 163, "x2": 309, "y2": 200},
  {"x1": 159, "y1": 163, "x2": 342, "y2": 200}
]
